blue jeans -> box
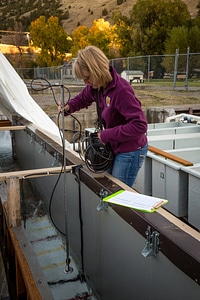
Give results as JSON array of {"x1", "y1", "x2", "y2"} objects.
[{"x1": 108, "y1": 143, "x2": 148, "y2": 187}]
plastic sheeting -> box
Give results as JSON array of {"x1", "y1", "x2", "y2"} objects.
[{"x1": 0, "y1": 52, "x2": 70, "y2": 147}]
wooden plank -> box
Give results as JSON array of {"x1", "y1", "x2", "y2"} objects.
[
  {"x1": 7, "y1": 177, "x2": 21, "y2": 227},
  {"x1": 16, "y1": 257, "x2": 26, "y2": 297},
  {"x1": 148, "y1": 145, "x2": 193, "y2": 166},
  {"x1": 0, "y1": 125, "x2": 26, "y2": 131},
  {"x1": 0, "y1": 165, "x2": 75, "y2": 181}
]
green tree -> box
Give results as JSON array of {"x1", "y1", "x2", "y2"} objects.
[
  {"x1": 163, "y1": 25, "x2": 200, "y2": 75},
  {"x1": 111, "y1": 11, "x2": 136, "y2": 57},
  {"x1": 162, "y1": 26, "x2": 188, "y2": 73},
  {"x1": 129, "y1": 0, "x2": 191, "y2": 55},
  {"x1": 188, "y1": 25, "x2": 200, "y2": 52},
  {"x1": 164, "y1": 26, "x2": 189, "y2": 54},
  {"x1": 30, "y1": 16, "x2": 71, "y2": 66}
]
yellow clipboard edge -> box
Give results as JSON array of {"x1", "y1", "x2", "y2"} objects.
[
  {"x1": 103, "y1": 190, "x2": 168, "y2": 213},
  {"x1": 130, "y1": 205, "x2": 166, "y2": 214},
  {"x1": 103, "y1": 190, "x2": 125, "y2": 202}
]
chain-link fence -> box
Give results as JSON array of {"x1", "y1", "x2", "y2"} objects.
[
  {"x1": 110, "y1": 50, "x2": 200, "y2": 88},
  {"x1": 16, "y1": 51, "x2": 200, "y2": 89}
]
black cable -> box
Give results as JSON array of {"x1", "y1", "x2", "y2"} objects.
[
  {"x1": 30, "y1": 77, "x2": 71, "y2": 235},
  {"x1": 48, "y1": 167, "x2": 66, "y2": 235},
  {"x1": 84, "y1": 133, "x2": 114, "y2": 173},
  {"x1": 30, "y1": 78, "x2": 112, "y2": 232},
  {"x1": 31, "y1": 77, "x2": 59, "y2": 105},
  {"x1": 47, "y1": 111, "x2": 84, "y2": 236},
  {"x1": 83, "y1": 89, "x2": 114, "y2": 172},
  {"x1": 31, "y1": 77, "x2": 71, "y2": 106},
  {"x1": 28, "y1": 78, "x2": 114, "y2": 289},
  {"x1": 28, "y1": 78, "x2": 89, "y2": 284},
  {"x1": 72, "y1": 165, "x2": 85, "y2": 278},
  {"x1": 31, "y1": 78, "x2": 112, "y2": 173},
  {"x1": 31, "y1": 80, "x2": 83, "y2": 241},
  {"x1": 30, "y1": 77, "x2": 82, "y2": 237},
  {"x1": 21, "y1": 169, "x2": 66, "y2": 236}
]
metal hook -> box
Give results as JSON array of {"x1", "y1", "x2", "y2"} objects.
[{"x1": 97, "y1": 188, "x2": 109, "y2": 211}]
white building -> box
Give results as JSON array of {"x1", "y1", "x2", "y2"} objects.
[{"x1": 121, "y1": 70, "x2": 144, "y2": 83}]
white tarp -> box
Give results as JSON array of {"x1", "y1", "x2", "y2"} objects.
[{"x1": 0, "y1": 52, "x2": 71, "y2": 147}]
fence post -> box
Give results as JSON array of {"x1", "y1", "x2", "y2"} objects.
[
  {"x1": 173, "y1": 48, "x2": 179, "y2": 90},
  {"x1": 185, "y1": 47, "x2": 190, "y2": 91},
  {"x1": 7, "y1": 176, "x2": 21, "y2": 227},
  {"x1": 148, "y1": 55, "x2": 150, "y2": 83}
]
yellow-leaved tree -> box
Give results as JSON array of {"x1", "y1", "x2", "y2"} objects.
[
  {"x1": 30, "y1": 16, "x2": 71, "y2": 66},
  {"x1": 70, "y1": 26, "x2": 90, "y2": 56},
  {"x1": 70, "y1": 18, "x2": 121, "y2": 58}
]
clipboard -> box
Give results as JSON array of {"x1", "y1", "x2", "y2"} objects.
[{"x1": 103, "y1": 190, "x2": 168, "y2": 213}]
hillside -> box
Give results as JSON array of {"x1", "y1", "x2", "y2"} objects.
[
  {"x1": 61, "y1": 0, "x2": 199, "y2": 34},
  {"x1": 0, "y1": 0, "x2": 199, "y2": 37},
  {"x1": 61, "y1": 0, "x2": 135, "y2": 34}
]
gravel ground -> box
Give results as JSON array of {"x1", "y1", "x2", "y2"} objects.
[{"x1": 30, "y1": 84, "x2": 200, "y2": 116}]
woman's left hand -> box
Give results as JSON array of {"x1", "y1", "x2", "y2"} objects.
[
  {"x1": 97, "y1": 132, "x2": 105, "y2": 144},
  {"x1": 97, "y1": 132, "x2": 101, "y2": 140}
]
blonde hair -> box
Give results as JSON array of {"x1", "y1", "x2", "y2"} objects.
[{"x1": 73, "y1": 46, "x2": 112, "y2": 87}]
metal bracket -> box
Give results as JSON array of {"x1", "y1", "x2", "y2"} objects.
[
  {"x1": 29, "y1": 133, "x2": 35, "y2": 143},
  {"x1": 51, "y1": 152, "x2": 59, "y2": 166},
  {"x1": 39, "y1": 141, "x2": 46, "y2": 153},
  {"x1": 96, "y1": 188, "x2": 108, "y2": 211},
  {"x1": 141, "y1": 225, "x2": 159, "y2": 257},
  {"x1": 71, "y1": 164, "x2": 83, "y2": 174}
]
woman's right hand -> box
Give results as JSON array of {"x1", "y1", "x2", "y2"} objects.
[{"x1": 58, "y1": 102, "x2": 70, "y2": 113}]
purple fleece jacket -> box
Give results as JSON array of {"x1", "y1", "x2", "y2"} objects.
[{"x1": 67, "y1": 66, "x2": 147, "y2": 155}]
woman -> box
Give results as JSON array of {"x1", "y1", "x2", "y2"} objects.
[{"x1": 59, "y1": 45, "x2": 148, "y2": 187}]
